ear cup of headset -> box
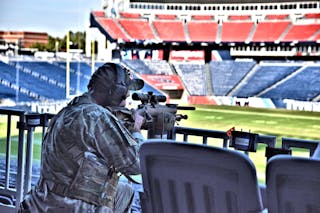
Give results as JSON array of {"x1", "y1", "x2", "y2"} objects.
[
  {"x1": 108, "y1": 63, "x2": 129, "y2": 105},
  {"x1": 108, "y1": 85, "x2": 128, "y2": 106}
]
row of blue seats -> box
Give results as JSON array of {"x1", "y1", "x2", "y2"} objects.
[
  {"x1": 1, "y1": 60, "x2": 319, "y2": 102},
  {"x1": 121, "y1": 59, "x2": 320, "y2": 101},
  {"x1": 0, "y1": 61, "x2": 93, "y2": 102},
  {"x1": 208, "y1": 61, "x2": 320, "y2": 101},
  {"x1": 0, "y1": 61, "x2": 166, "y2": 103}
]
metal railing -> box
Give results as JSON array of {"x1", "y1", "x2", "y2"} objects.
[
  {"x1": 282, "y1": 137, "x2": 320, "y2": 157},
  {"x1": 0, "y1": 108, "x2": 53, "y2": 212},
  {"x1": 0, "y1": 108, "x2": 25, "y2": 212}
]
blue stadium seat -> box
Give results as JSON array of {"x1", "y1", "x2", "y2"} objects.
[
  {"x1": 210, "y1": 60, "x2": 256, "y2": 96},
  {"x1": 234, "y1": 63, "x2": 300, "y2": 97},
  {"x1": 139, "y1": 140, "x2": 264, "y2": 213},
  {"x1": 261, "y1": 65, "x2": 320, "y2": 101},
  {"x1": 173, "y1": 62, "x2": 206, "y2": 95},
  {"x1": 266, "y1": 155, "x2": 320, "y2": 213},
  {"x1": 122, "y1": 59, "x2": 154, "y2": 74}
]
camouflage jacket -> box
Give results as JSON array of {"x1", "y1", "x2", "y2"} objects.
[{"x1": 22, "y1": 93, "x2": 143, "y2": 212}]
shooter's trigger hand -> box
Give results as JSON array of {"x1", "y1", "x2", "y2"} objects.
[
  {"x1": 134, "y1": 108, "x2": 146, "y2": 117},
  {"x1": 132, "y1": 108, "x2": 146, "y2": 132}
]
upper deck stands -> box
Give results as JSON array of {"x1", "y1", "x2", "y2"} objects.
[
  {"x1": 251, "y1": 21, "x2": 291, "y2": 42},
  {"x1": 91, "y1": 11, "x2": 320, "y2": 43},
  {"x1": 118, "y1": 19, "x2": 157, "y2": 41},
  {"x1": 187, "y1": 21, "x2": 218, "y2": 42},
  {"x1": 91, "y1": 10, "x2": 105, "y2": 18},
  {"x1": 153, "y1": 20, "x2": 186, "y2": 42},
  {"x1": 228, "y1": 15, "x2": 252, "y2": 21},
  {"x1": 155, "y1": 14, "x2": 177, "y2": 20},
  {"x1": 265, "y1": 14, "x2": 289, "y2": 20},
  {"x1": 303, "y1": 13, "x2": 320, "y2": 19},
  {"x1": 95, "y1": 17, "x2": 130, "y2": 41},
  {"x1": 220, "y1": 21, "x2": 254, "y2": 42},
  {"x1": 191, "y1": 15, "x2": 214, "y2": 20},
  {"x1": 281, "y1": 23, "x2": 320, "y2": 42},
  {"x1": 119, "y1": 12, "x2": 141, "y2": 19}
]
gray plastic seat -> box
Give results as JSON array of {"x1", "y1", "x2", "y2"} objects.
[
  {"x1": 266, "y1": 155, "x2": 320, "y2": 213},
  {"x1": 139, "y1": 140, "x2": 264, "y2": 213}
]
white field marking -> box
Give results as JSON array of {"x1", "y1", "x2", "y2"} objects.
[{"x1": 197, "y1": 108, "x2": 320, "y2": 121}]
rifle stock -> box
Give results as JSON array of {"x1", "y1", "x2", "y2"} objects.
[{"x1": 132, "y1": 92, "x2": 196, "y2": 135}]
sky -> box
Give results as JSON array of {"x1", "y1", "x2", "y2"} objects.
[{"x1": 0, "y1": 0, "x2": 103, "y2": 38}]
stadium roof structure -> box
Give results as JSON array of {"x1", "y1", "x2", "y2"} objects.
[{"x1": 130, "y1": 0, "x2": 318, "y2": 3}]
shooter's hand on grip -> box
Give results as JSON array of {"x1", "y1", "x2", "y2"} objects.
[{"x1": 132, "y1": 108, "x2": 146, "y2": 132}]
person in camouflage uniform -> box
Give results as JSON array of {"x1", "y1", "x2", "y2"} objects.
[{"x1": 19, "y1": 62, "x2": 145, "y2": 213}]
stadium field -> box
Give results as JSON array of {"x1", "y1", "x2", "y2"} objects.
[
  {"x1": 1, "y1": 104, "x2": 320, "y2": 183},
  {"x1": 179, "y1": 104, "x2": 320, "y2": 143},
  {"x1": 176, "y1": 104, "x2": 320, "y2": 183}
]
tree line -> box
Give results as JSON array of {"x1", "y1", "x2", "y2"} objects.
[{"x1": 30, "y1": 31, "x2": 86, "y2": 53}]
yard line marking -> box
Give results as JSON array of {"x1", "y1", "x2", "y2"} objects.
[{"x1": 197, "y1": 108, "x2": 320, "y2": 121}]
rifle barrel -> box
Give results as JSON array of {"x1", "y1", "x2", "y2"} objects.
[{"x1": 176, "y1": 106, "x2": 196, "y2": 110}]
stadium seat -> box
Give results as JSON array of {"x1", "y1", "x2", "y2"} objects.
[
  {"x1": 228, "y1": 15, "x2": 251, "y2": 21},
  {"x1": 266, "y1": 155, "x2": 320, "y2": 213},
  {"x1": 304, "y1": 13, "x2": 320, "y2": 19},
  {"x1": 95, "y1": 17, "x2": 130, "y2": 41},
  {"x1": 191, "y1": 15, "x2": 214, "y2": 20},
  {"x1": 220, "y1": 21, "x2": 254, "y2": 42},
  {"x1": 91, "y1": 10, "x2": 105, "y2": 18},
  {"x1": 281, "y1": 23, "x2": 320, "y2": 42},
  {"x1": 187, "y1": 21, "x2": 218, "y2": 42},
  {"x1": 155, "y1": 14, "x2": 177, "y2": 20},
  {"x1": 152, "y1": 20, "x2": 186, "y2": 42},
  {"x1": 118, "y1": 19, "x2": 157, "y2": 40},
  {"x1": 119, "y1": 12, "x2": 141, "y2": 19},
  {"x1": 251, "y1": 21, "x2": 291, "y2": 42},
  {"x1": 139, "y1": 140, "x2": 265, "y2": 213},
  {"x1": 265, "y1": 14, "x2": 289, "y2": 20}
]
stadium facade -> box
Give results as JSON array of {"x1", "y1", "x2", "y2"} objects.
[{"x1": 0, "y1": 0, "x2": 319, "y2": 112}]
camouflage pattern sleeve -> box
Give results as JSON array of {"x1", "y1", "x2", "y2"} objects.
[{"x1": 87, "y1": 107, "x2": 141, "y2": 176}]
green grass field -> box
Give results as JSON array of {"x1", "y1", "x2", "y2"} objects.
[
  {"x1": 1, "y1": 104, "x2": 320, "y2": 183},
  {"x1": 179, "y1": 104, "x2": 320, "y2": 142}
]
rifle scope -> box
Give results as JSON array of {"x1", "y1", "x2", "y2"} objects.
[{"x1": 132, "y1": 92, "x2": 166, "y2": 103}]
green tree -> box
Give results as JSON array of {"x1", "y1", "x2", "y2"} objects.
[
  {"x1": 69, "y1": 31, "x2": 86, "y2": 52},
  {"x1": 47, "y1": 36, "x2": 60, "y2": 52},
  {"x1": 46, "y1": 31, "x2": 86, "y2": 52},
  {"x1": 29, "y1": 42, "x2": 47, "y2": 51}
]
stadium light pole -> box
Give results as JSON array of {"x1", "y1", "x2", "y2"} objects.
[
  {"x1": 66, "y1": 31, "x2": 70, "y2": 99},
  {"x1": 15, "y1": 39, "x2": 20, "y2": 102},
  {"x1": 91, "y1": 40, "x2": 95, "y2": 75}
]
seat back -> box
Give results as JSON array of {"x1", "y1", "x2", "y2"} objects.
[
  {"x1": 139, "y1": 141, "x2": 263, "y2": 213},
  {"x1": 267, "y1": 155, "x2": 320, "y2": 213}
]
